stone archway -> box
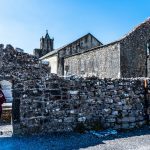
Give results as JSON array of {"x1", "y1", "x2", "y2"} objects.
[
  {"x1": 1, "y1": 80, "x2": 13, "y2": 102},
  {"x1": 0, "y1": 79, "x2": 14, "y2": 136},
  {"x1": 0, "y1": 80, "x2": 13, "y2": 123},
  {"x1": 0, "y1": 79, "x2": 21, "y2": 135},
  {"x1": 146, "y1": 39, "x2": 150, "y2": 77}
]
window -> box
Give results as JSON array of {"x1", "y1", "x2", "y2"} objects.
[
  {"x1": 80, "y1": 60, "x2": 84, "y2": 72},
  {"x1": 63, "y1": 49, "x2": 66, "y2": 55},
  {"x1": 85, "y1": 36, "x2": 88, "y2": 43},
  {"x1": 65, "y1": 65, "x2": 69, "y2": 71},
  {"x1": 69, "y1": 47, "x2": 72, "y2": 55},
  {"x1": 65, "y1": 65, "x2": 69, "y2": 76},
  {"x1": 147, "y1": 40, "x2": 150, "y2": 57}
]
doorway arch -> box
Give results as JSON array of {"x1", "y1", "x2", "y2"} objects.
[{"x1": 0, "y1": 80, "x2": 13, "y2": 125}]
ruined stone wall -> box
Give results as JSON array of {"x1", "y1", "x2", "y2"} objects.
[
  {"x1": 64, "y1": 43, "x2": 120, "y2": 78},
  {"x1": 120, "y1": 20, "x2": 150, "y2": 77},
  {"x1": 13, "y1": 76, "x2": 149, "y2": 135},
  {"x1": 0, "y1": 44, "x2": 50, "y2": 132},
  {"x1": 0, "y1": 44, "x2": 50, "y2": 80},
  {"x1": 146, "y1": 80, "x2": 150, "y2": 124}
]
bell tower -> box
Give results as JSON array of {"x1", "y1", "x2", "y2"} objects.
[
  {"x1": 40, "y1": 30, "x2": 54, "y2": 56},
  {"x1": 33, "y1": 30, "x2": 54, "y2": 58}
]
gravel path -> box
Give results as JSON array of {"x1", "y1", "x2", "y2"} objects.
[{"x1": 0, "y1": 125, "x2": 149, "y2": 150}]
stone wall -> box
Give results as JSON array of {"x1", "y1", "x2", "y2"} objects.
[
  {"x1": 57, "y1": 33, "x2": 102, "y2": 76},
  {"x1": 0, "y1": 43, "x2": 149, "y2": 135},
  {"x1": 0, "y1": 44, "x2": 50, "y2": 80},
  {"x1": 0, "y1": 44, "x2": 50, "y2": 130},
  {"x1": 62, "y1": 19, "x2": 150, "y2": 78},
  {"x1": 64, "y1": 43, "x2": 120, "y2": 78},
  {"x1": 13, "y1": 76, "x2": 149, "y2": 135},
  {"x1": 146, "y1": 80, "x2": 150, "y2": 124},
  {"x1": 43, "y1": 55, "x2": 58, "y2": 74},
  {"x1": 120, "y1": 20, "x2": 150, "y2": 77}
]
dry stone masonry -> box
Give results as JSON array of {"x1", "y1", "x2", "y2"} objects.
[
  {"x1": 0, "y1": 44, "x2": 50, "y2": 81},
  {"x1": 13, "y1": 76, "x2": 149, "y2": 135},
  {"x1": 0, "y1": 44, "x2": 50, "y2": 128},
  {"x1": 0, "y1": 39, "x2": 150, "y2": 135}
]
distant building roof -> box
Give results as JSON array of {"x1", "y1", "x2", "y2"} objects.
[
  {"x1": 40, "y1": 33, "x2": 102, "y2": 59},
  {"x1": 63, "y1": 18, "x2": 150, "y2": 58},
  {"x1": 40, "y1": 45, "x2": 67, "y2": 60},
  {"x1": 61, "y1": 33, "x2": 103, "y2": 48},
  {"x1": 40, "y1": 18, "x2": 150, "y2": 60}
]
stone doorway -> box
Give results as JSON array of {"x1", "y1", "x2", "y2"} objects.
[
  {"x1": 146, "y1": 40, "x2": 150, "y2": 77},
  {"x1": 0, "y1": 80, "x2": 13, "y2": 136}
]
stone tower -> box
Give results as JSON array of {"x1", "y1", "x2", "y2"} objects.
[
  {"x1": 40, "y1": 30, "x2": 54, "y2": 54},
  {"x1": 34, "y1": 30, "x2": 54, "y2": 58}
]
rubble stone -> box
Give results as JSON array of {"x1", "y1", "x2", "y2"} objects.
[
  {"x1": 13, "y1": 77, "x2": 150, "y2": 135},
  {"x1": 0, "y1": 45, "x2": 149, "y2": 135}
]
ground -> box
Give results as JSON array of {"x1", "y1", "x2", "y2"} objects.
[
  {"x1": 0, "y1": 125, "x2": 149, "y2": 150},
  {"x1": 0, "y1": 124, "x2": 12, "y2": 137}
]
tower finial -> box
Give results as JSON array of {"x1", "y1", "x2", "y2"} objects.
[{"x1": 46, "y1": 30, "x2": 48, "y2": 34}]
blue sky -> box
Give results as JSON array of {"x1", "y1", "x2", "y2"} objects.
[{"x1": 0, "y1": 0, "x2": 150, "y2": 54}]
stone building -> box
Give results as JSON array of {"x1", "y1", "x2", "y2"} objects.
[
  {"x1": 40, "y1": 33, "x2": 102, "y2": 75},
  {"x1": 0, "y1": 31, "x2": 149, "y2": 135},
  {"x1": 39, "y1": 19, "x2": 150, "y2": 78},
  {"x1": 64, "y1": 19, "x2": 150, "y2": 78},
  {"x1": 34, "y1": 30, "x2": 54, "y2": 58}
]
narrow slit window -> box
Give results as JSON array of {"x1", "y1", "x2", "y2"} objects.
[{"x1": 147, "y1": 40, "x2": 150, "y2": 56}]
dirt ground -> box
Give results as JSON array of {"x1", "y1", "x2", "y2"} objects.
[{"x1": 0, "y1": 125, "x2": 149, "y2": 150}]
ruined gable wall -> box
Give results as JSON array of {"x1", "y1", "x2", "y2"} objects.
[
  {"x1": 120, "y1": 20, "x2": 150, "y2": 77},
  {"x1": 0, "y1": 44, "x2": 50, "y2": 80},
  {"x1": 0, "y1": 44, "x2": 50, "y2": 128},
  {"x1": 13, "y1": 76, "x2": 149, "y2": 135},
  {"x1": 64, "y1": 43, "x2": 120, "y2": 78}
]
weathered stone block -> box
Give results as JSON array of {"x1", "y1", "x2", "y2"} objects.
[
  {"x1": 64, "y1": 117, "x2": 74, "y2": 123},
  {"x1": 78, "y1": 117, "x2": 86, "y2": 122}
]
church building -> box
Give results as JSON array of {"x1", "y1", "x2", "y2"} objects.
[
  {"x1": 35, "y1": 19, "x2": 150, "y2": 78},
  {"x1": 39, "y1": 33, "x2": 102, "y2": 74}
]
